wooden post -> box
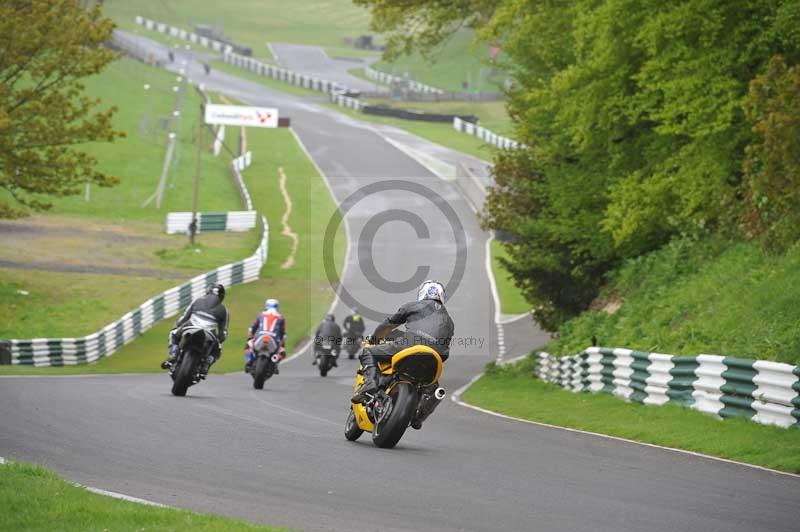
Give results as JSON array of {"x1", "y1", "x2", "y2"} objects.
[{"x1": 190, "y1": 106, "x2": 203, "y2": 245}]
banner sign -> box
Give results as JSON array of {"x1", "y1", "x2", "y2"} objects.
[{"x1": 204, "y1": 104, "x2": 279, "y2": 128}]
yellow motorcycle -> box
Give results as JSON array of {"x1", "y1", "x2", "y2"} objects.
[{"x1": 345, "y1": 343, "x2": 446, "y2": 448}]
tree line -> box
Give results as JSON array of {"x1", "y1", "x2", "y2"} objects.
[{"x1": 356, "y1": 0, "x2": 800, "y2": 330}]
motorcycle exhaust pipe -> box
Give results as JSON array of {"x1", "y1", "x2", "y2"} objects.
[{"x1": 415, "y1": 386, "x2": 447, "y2": 425}]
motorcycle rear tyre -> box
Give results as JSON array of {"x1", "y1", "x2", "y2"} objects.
[
  {"x1": 171, "y1": 353, "x2": 197, "y2": 396},
  {"x1": 372, "y1": 382, "x2": 417, "y2": 449}
]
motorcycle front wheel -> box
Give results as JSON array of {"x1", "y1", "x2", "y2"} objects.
[
  {"x1": 372, "y1": 382, "x2": 418, "y2": 449},
  {"x1": 344, "y1": 408, "x2": 364, "y2": 441}
]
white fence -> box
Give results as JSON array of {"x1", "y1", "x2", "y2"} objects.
[
  {"x1": 5, "y1": 217, "x2": 269, "y2": 367},
  {"x1": 166, "y1": 210, "x2": 257, "y2": 234},
  {"x1": 135, "y1": 16, "x2": 233, "y2": 54},
  {"x1": 535, "y1": 348, "x2": 800, "y2": 429},
  {"x1": 364, "y1": 66, "x2": 445, "y2": 95},
  {"x1": 453, "y1": 117, "x2": 523, "y2": 150}
]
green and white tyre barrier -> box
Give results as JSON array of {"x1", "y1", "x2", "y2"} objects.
[
  {"x1": 363, "y1": 67, "x2": 445, "y2": 95},
  {"x1": 535, "y1": 348, "x2": 800, "y2": 428},
  {"x1": 165, "y1": 210, "x2": 257, "y2": 234},
  {"x1": 232, "y1": 150, "x2": 252, "y2": 172},
  {"x1": 2, "y1": 217, "x2": 268, "y2": 367},
  {"x1": 135, "y1": 16, "x2": 234, "y2": 54},
  {"x1": 453, "y1": 117, "x2": 523, "y2": 150},
  {"x1": 222, "y1": 51, "x2": 346, "y2": 95},
  {"x1": 330, "y1": 93, "x2": 364, "y2": 111}
]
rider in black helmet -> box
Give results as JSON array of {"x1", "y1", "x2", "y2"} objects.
[
  {"x1": 161, "y1": 283, "x2": 229, "y2": 371},
  {"x1": 313, "y1": 313, "x2": 342, "y2": 367},
  {"x1": 351, "y1": 280, "x2": 454, "y2": 407}
]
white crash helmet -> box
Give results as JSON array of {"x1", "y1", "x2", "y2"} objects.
[
  {"x1": 417, "y1": 280, "x2": 445, "y2": 303},
  {"x1": 264, "y1": 298, "x2": 279, "y2": 310}
]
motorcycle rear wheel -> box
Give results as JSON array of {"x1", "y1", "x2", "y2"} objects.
[
  {"x1": 171, "y1": 353, "x2": 197, "y2": 396},
  {"x1": 319, "y1": 354, "x2": 329, "y2": 377},
  {"x1": 372, "y1": 382, "x2": 418, "y2": 449},
  {"x1": 344, "y1": 408, "x2": 364, "y2": 441}
]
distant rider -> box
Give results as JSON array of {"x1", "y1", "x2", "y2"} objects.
[
  {"x1": 343, "y1": 308, "x2": 365, "y2": 352},
  {"x1": 161, "y1": 283, "x2": 229, "y2": 373},
  {"x1": 313, "y1": 314, "x2": 342, "y2": 367},
  {"x1": 244, "y1": 298, "x2": 286, "y2": 374},
  {"x1": 351, "y1": 280, "x2": 454, "y2": 413}
]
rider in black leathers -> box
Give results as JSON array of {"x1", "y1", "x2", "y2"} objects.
[
  {"x1": 313, "y1": 313, "x2": 342, "y2": 367},
  {"x1": 351, "y1": 280, "x2": 454, "y2": 404},
  {"x1": 161, "y1": 283, "x2": 229, "y2": 371},
  {"x1": 342, "y1": 308, "x2": 365, "y2": 354}
]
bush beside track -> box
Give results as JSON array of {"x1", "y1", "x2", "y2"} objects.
[{"x1": 0, "y1": 461, "x2": 285, "y2": 531}]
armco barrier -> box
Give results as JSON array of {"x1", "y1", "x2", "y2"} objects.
[
  {"x1": 364, "y1": 66, "x2": 445, "y2": 95},
  {"x1": 330, "y1": 92, "x2": 364, "y2": 111},
  {"x1": 363, "y1": 105, "x2": 477, "y2": 124},
  {"x1": 3, "y1": 216, "x2": 268, "y2": 367},
  {"x1": 453, "y1": 116, "x2": 523, "y2": 150},
  {"x1": 534, "y1": 348, "x2": 800, "y2": 429},
  {"x1": 222, "y1": 51, "x2": 346, "y2": 95},
  {"x1": 166, "y1": 210, "x2": 257, "y2": 234},
  {"x1": 135, "y1": 16, "x2": 233, "y2": 55}
]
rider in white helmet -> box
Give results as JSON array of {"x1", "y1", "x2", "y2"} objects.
[
  {"x1": 244, "y1": 298, "x2": 286, "y2": 374},
  {"x1": 351, "y1": 280, "x2": 454, "y2": 413}
]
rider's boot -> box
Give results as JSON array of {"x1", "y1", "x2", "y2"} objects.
[
  {"x1": 244, "y1": 351, "x2": 253, "y2": 373},
  {"x1": 351, "y1": 365, "x2": 379, "y2": 404},
  {"x1": 311, "y1": 354, "x2": 318, "y2": 365},
  {"x1": 332, "y1": 353, "x2": 338, "y2": 368},
  {"x1": 160, "y1": 344, "x2": 178, "y2": 370}
]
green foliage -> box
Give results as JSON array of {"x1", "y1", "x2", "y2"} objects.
[
  {"x1": 742, "y1": 55, "x2": 800, "y2": 249},
  {"x1": 545, "y1": 236, "x2": 800, "y2": 364},
  {"x1": 353, "y1": 0, "x2": 500, "y2": 61},
  {"x1": 0, "y1": 1, "x2": 123, "y2": 217}
]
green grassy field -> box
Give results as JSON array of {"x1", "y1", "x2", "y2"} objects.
[
  {"x1": 0, "y1": 56, "x2": 258, "y2": 344},
  {"x1": 53, "y1": 57, "x2": 243, "y2": 222},
  {"x1": 491, "y1": 239, "x2": 530, "y2": 315},
  {"x1": 104, "y1": 0, "x2": 373, "y2": 51},
  {"x1": 463, "y1": 363, "x2": 800, "y2": 473},
  {"x1": 544, "y1": 237, "x2": 800, "y2": 365},
  {"x1": 0, "y1": 125, "x2": 346, "y2": 375},
  {"x1": 0, "y1": 461, "x2": 285, "y2": 531},
  {"x1": 372, "y1": 30, "x2": 506, "y2": 93}
]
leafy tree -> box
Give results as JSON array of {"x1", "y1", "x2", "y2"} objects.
[
  {"x1": 0, "y1": 0, "x2": 122, "y2": 218},
  {"x1": 352, "y1": 0, "x2": 500, "y2": 60},
  {"x1": 359, "y1": 0, "x2": 800, "y2": 330},
  {"x1": 742, "y1": 55, "x2": 800, "y2": 249}
]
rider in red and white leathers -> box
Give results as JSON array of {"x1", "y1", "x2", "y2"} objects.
[{"x1": 244, "y1": 298, "x2": 286, "y2": 373}]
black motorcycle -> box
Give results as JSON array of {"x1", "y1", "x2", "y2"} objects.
[
  {"x1": 170, "y1": 325, "x2": 217, "y2": 396},
  {"x1": 250, "y1": 333, "x2": 280, "y2": 390},
  {"x1": 315, "y1": 339, "x2": 337, "y2": 377}
]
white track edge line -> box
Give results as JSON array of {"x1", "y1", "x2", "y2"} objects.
[
  {"x1": 450, "y1": 372, "x2": 800, "y2": 479},
  {"x1": 0, "y1": 456, "x2": 171, "y2": 507}
]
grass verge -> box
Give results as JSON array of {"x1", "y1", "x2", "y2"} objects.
[
  {"x1": 545, "y1": 237, "x2": 800, "y2": 364},
  {"x1": 463, "y1": 363, "x2": 800, "y2": 473},
  {"x1": 325, "y1": 103, "x2": 495, "y2": 161},
  {"x1": 491, "y1": 239, "x2": 530, "y2": 315},
  {"x1": 103, "y1": 0, "x2": 373, "y2": 51},
  {"x1": 0, "y1": 126, "x2": 345, "y2": 375},
  {"x1": 372, "y1": 30, "x2": 506, "y2": 93},
  {"x1": 0, "y1": 461, "x2": 286, "y2": 531}
]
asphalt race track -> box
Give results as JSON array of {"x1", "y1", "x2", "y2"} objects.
[{"x1": 1, "y1": 33, "x2": 799, "y2": 532}]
